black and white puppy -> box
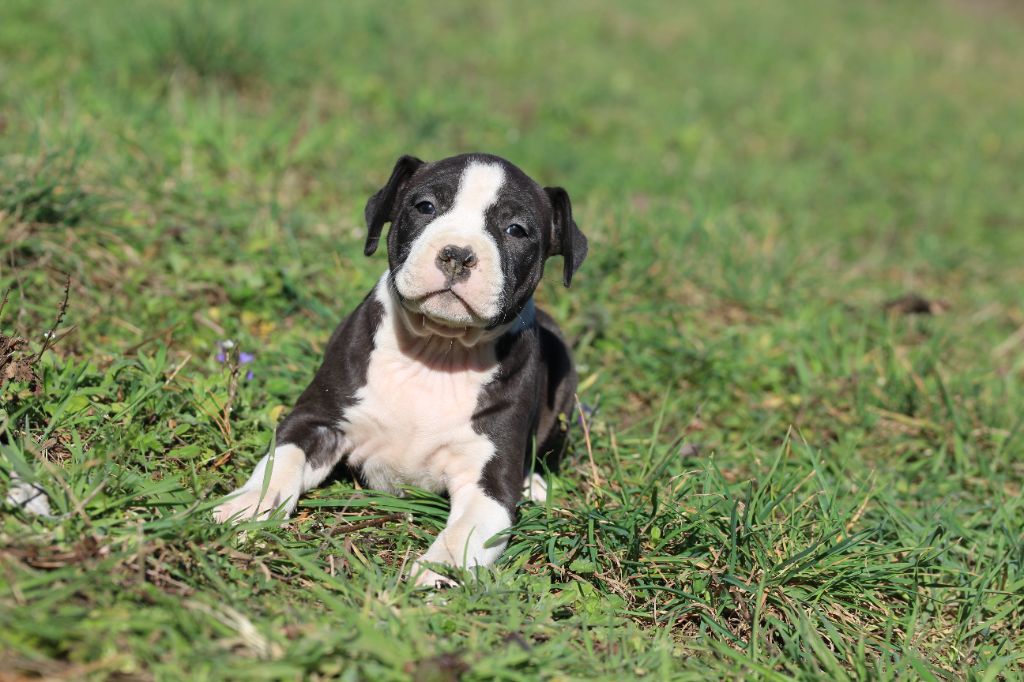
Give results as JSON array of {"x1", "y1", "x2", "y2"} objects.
[{"x1": 213, "y1": 152, "x2": 587, "y2": 587}]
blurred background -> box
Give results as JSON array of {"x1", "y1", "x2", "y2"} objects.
[{"x1": 3, "y1": 0, "x2": 1023, "y2": 437}]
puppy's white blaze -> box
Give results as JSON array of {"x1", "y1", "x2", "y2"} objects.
[
  {"x1": 394, "y1": 162, "x2": 506, "y2": 324},
  {"x1": 212, "y1": 444, "x2": 307, "y2": 522}
]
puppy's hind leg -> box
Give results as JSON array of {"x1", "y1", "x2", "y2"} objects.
[
  {"x1": 531, "y1": 308, "x2": 578, "y2": 480},
  {"x1": 522, "y1": 472, "x2": 548, "y2": 503},
  {"x1": 213, "y1": 420, "x2": 346, "y2": 524}
]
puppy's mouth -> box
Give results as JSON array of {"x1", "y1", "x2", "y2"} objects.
[{"x1": 394, "y1": 286, "x2": 489, "y2": 336}]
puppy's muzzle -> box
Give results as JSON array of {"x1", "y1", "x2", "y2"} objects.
[{"x1": 435, "y1": 244, "x2": 478, "y2": 283}]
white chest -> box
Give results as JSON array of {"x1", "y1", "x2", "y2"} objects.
[{"x1": 340, "y1": 282, "x2": 499, "y2": 495}]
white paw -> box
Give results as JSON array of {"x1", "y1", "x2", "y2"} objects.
[
  {"x1": 212, "y1": 447, "x2": 306, "y2": 524},
  {"x1": 411, "y1": 565, "x2": 458, "y2": 590},
  {"x1": 522, "y1": 473, "x2": 548, "y2": 503},
  {"x1": 212, "y1": 485, "x2": 297, "y2": 524}
]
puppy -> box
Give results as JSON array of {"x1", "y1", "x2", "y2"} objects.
[{"x1": 213, "y1": 153, "x2": 587, "y2": 587}]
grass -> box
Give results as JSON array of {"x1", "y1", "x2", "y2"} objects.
[{"x1": 1, "y1": 0, "x2": 1023, "y2": 678}]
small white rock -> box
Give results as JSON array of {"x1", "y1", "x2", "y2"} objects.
[{"x1": 6, "y1": 473, "x2": 53, "y2": 518}]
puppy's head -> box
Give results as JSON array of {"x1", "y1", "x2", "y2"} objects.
[{"x1": 364, "y1": 153, "x2": 587, "y2": 333}]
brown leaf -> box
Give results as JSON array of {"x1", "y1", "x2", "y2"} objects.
[{"x1": 0, "y1": 332, "x2": 41, "y2": 395}]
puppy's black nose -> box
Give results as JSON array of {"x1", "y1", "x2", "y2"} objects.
[{"x1": 436, "y1": 244, "x2": 477, "y2": 282}]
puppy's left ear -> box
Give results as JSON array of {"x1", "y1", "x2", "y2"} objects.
[
  {"x1": 364, "y1": 154, "x2": 425, "y2": 256},
  {"x1": 544, "y1": 186, "x2": 588, "y2": 287}
]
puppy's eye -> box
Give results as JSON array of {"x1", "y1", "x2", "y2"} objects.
[
  {"x1": 415, "y1": 201, "x2": 436, "y2": 215},
  {"x1": 505, "y1": 223, "x2": 528, "y2": 238}
]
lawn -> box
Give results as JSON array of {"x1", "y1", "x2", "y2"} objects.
[{"x1": 2, "y1": 0, "x2": 1023, "y2": 679}]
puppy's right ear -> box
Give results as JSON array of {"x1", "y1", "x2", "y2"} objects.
[{"x1": 363, "y1": 155, "x2": 424, "y2": 256}]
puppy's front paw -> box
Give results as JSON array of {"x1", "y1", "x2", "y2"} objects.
[
  {"x1": 212, "y1": 486, "x2": 296, "y2": 524},
  {"x1": 410, "y1": 564, "x2": 459, "y2": 590},
  {"x1": 212, "y1": 448, "x2": 307, "y2": 524}
]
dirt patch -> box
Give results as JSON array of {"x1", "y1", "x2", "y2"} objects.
[
  {"x1": 951, "y1": 0, "x2": 1024, "y2": 22},
  {"x1": 883, "y1": 293, "x2": 950, "y2": 317}
]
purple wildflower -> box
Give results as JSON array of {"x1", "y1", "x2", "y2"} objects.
[
  {"x1": 215, "y1": 340, "x2": 256, "y2": 380},
  {"x1": 239, "y1": 351, "x2": 255, "y2": 380}
]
